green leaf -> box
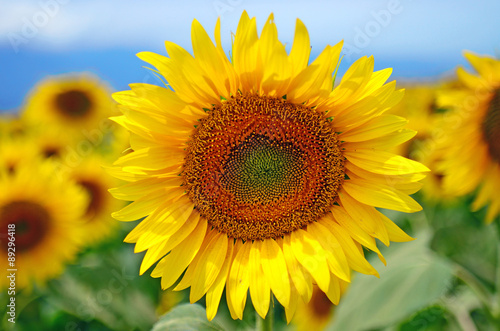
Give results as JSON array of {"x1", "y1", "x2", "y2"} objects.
[
  {"x1": 152, "y1": 304, "x2": 226, "y2": 331},
  {"x1": 327, "y1": 232, "x2": 454, "y2": 331},
  {"x1": 431, "y1": 217, "x2": 498, "y2": 287}
]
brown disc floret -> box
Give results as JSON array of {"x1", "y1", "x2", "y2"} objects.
[
  {"x1": 483, "y1": 89, "x2": 500, "y2": 161},
  {"x1": 0, "y1": 201, "x2": 51, "y2": 252}
]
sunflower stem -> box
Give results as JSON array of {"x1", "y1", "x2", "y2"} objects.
[
  {"x1": 455, "y1": 264, "x2": 493, "y2": 314},
  {"x1": 256, "y1": 296, "x2": 274, "y2": 331}
]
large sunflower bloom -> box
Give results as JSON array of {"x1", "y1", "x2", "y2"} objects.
[
  {"x1": 0, "y1": 159, "x2": 87, "y2": 290},
  {"x1": 110, "y1": 12, "x2": 428, "y2": 321},
  {"x1": 437, "y1": 52, "x2": 500, "y2": 222}
]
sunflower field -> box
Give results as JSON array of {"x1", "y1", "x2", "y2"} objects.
[{"x1": 2, "y1": 2, "x2": 500, "y2": 331}]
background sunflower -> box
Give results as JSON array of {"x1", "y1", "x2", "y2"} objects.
[{"x1": 0, "y1": 158, "x2": 87, "y2": 290}]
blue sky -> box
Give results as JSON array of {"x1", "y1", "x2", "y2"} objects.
[{"x1": 1, "y1": 0, "x2": 500, "y2": 111}]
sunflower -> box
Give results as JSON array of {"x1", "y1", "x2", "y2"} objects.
[
  {"x1": 292, "y1": 284, "x2": 347, "y2": 331},
  {"x1": 0, "y1": 113, "x2": 25, "y2": 137},
  {"x1": 109, "y1": 12, "x2": 428, "y2": 321},
  {"x1": 27, "y1": 124, "x2": 81, "y2": 160},
  {"x1": 0, "y1": 158, "x2": 87, "y2": 290},
  {"x1": 389, "y1": 84, "x2": 442, "y2": 159},
  {"x1": 437, "y1": 52, "x2": 500, "y2": 222},
  {"x1": 415, "y1": 141, "x2": 450, "y2": 203},
  {"x1": 22, "y1": 73, "x2": 116, "y2": 131},
  {"x1": 68, "y1": 155, "x2": 122, "y2": 244},
  {"x1": 0, "y1": 133, "x2": 38, "y2": 173},
  {"x1": 388, "y1": 84, "x2": 454, "y2": 203}
]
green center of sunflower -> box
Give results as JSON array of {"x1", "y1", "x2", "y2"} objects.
[
  {"x1": 0, "y1": 200, "x2": 50, "y2": 252},
  {"x1": 483, "y1": 89, "x2": 500, "y2": 162},
  {"x1": 222, "y1": 134, "x2": 303, "y2": 204},
  {"x1": 183, "y1": 94, "x2": 344, "y2": 241},
  {"x1": 54, "y1": 89, "x2": 92, "y2": 118}
]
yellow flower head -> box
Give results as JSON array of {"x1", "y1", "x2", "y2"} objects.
[
  {"x1": 68, "y1": 155, "x2": 123, "y2": 244},
  {"x1": 437, "y1": 52, "x2": 500, "y2": 222},
  {"x1": 109, "y1": 12, "x2": 428, "y2": 321},
  {"x1": 22, "y1": 73, "x2": 117, "y2": 131},
  {"x1": 293, "y1": 284, "x2": 347, "y2": 331},
  {"x1": 0, "y1": 158, "x2": 87, "y2": 290}
]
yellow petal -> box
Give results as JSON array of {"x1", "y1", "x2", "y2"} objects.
[
  {"x1": 337, "y1": 191, "x2": 390, "y2": 245},
  {"x1": 319, "y1": 218, "x2": 378, "y2": 277},
  {"x1": 134, "y1": 195, "x2": 193, "y2": 252},
  {"x1": 284, "y1": 280, "x2": 300, "y2": 324},
  {"x1": 139, "y1": 212, "x2": 200, "y2": 275},
  {"x1": 291, "y1": 229, "x2": 330, "y2": 293},
  {"x1": 122, "y1": 188, "x2": 186, "y2": 242},
  {"x1": 340, "y1": 115, "x2": 408, "y2": 142},
  {"x1": 189, "y1": 232, "x2": 228, "y2": 302},
  {"x1": 260, "y1": 239, "x2": 290, "y2": 307},
  {"x1": 280, "y1": 236, "x2": 313, "y2": 302},
  {"x1": 191, "y1": 19, "x2": 231, "y2": 99},
  {"x1": 227, "y1": 240, "x2": 251, "y2": 319},
  {"x1": 381, "y1": 214, "x2": 414, "y2": 242},
  {"x1": 232, "y1": 11, "x2": 260, "y2": 92},
  {"x1": 112, "y1": 188, "x2": 171, "y2": 222},
  {"x1": 113, "y1": 146, "x2": 185, "y2": 172},
  {"x1": 289, "y1": 18, "x2": 311, "y2": 74},
  {"x1": 109, "y1": 176, "x2": 182, "y2": 201},
  {"x1": 306, "y1": 222, "x2": 350, "y2": 282},
  {"x1": 330, "y1": 206, "x2": 386, "y2": 265},
  {"x1": 174, "y1": 229, "x2": 218, "y2": 292},
  {"x1": 332, "y1": 56, "x2": 374, "y2": 105},
  {"x1": 249, "y1": 242, "x2": 271, "y2": 319},
  {"x1": 342, "y1": 179, "x2": 422, "y2": 213},
  {"x1": 344, "y1": 149, "x2": 430, "y2": 175},
  {"x1": 152, "y1": 219, "x2": 206, "y2": 290},
  {"x1": 206, "y1": 240, "x2": 235, "y2": 321},
  {"x1": 325, "y1": 276, "x2": 341, "y2": 305}
]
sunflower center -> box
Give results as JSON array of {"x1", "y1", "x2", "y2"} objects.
[
  {"x1": 78, "y1": 179, "x2": 104, "y2": 219},
  {"x1": 310, "y1": 289, "x2": 335, "y2": 318},
  {"x1": 222, "y1": 134, "x2": 304, "y2": 204},
  {"x1": 183, "y1": 94, "x2": 344, "y2": 241},
  {"x1": 55, "y1": 89, "x2": 92, "y2": 118},
  {"x1": 483, "y1": 89, "x2": 500, "y2": 162},
  {"x1": 0, "y1": 201, "x2": 50, "y2": 252},
  {"x1": 42, "y1": 146, "x2": 61, "y2": 158}
]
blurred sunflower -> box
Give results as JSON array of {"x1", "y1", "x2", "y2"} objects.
[
  {"x1": 389, "y1": 85, "x2": 441, "y2": 159},
  {"x1": 156, "y1": 290, "x2": 184, "y2": 316},
  {"x1": 416, "y1": 142, "x2": 449, "y2": 203},
  {"x1": 27, "y1": 124, "x2": 79, "y2": 159},
  {"x1": 0, "y1": 158, "x2": 87, "y2": 290},
  {"x1": 438, "y1": 52, "x2": 500, "y2": 222},
  {"x1": 69, "y1": 155, "x2": 122, "y2": 244},
  {"x1": 0, "y1": 114, "x2": 25, "y2": 137},
  {"x1": 0, "y1": 133, "x2": 38, "y2": 173},
  {"x1": 109, "y1": 12, "x2": 428, "y2": 321},
  {"x1": 388, "y1": 84, "x2": 455, "y2": 203},
  {"x1": 293, "y1": 284, "x2": 347, "y2": 331},
  {"x1": 22, "y1": 73, "x2": 116, "y2": 131}
]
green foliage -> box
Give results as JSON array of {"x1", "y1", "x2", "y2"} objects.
[
  {"x1": 152, "y1": 304, "x2": 225, "y2": 331},
  {"x1": 399, "y1": 305, "x2": 454, "y2": 331},
  {"x1": 327, "y1": 233, "x2": 454, "y2": 331}
]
